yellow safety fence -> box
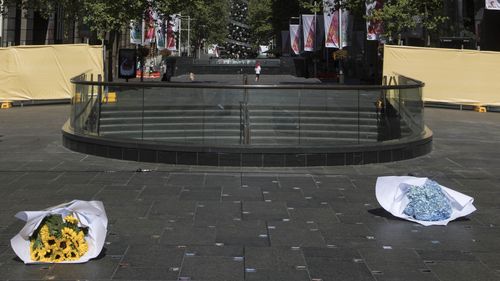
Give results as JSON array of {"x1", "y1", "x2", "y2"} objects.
[
  {"x1": 0, "y1": 44, "x2": 103, "y2": 102},
  {"x1": 383, "y1": 45, "x2": 500, "y2": 107}
]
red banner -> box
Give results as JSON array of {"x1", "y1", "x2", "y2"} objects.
[
  {"x1": 302, "y1": 15, "x2": 316, "y2": 52},
  {"x1": 290, "y1": 24, "x2": 301, "y2": 55}
]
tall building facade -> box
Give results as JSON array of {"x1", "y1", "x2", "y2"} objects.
[{"x1": 0, "y1": 3, "x2": 131, "y2": 47}]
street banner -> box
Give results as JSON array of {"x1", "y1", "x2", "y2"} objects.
[
  {"x1": 302, "y1": 15, "x2": 316, "y2": 52},
  {"x1": 289, "y1": 24, "x2": 301, "y2": 55},
  {"x1": 324, "y1": 8, "x2": 339, "y2": 48},
  {"x1": 323, "y1": 1, "x2": 349, "y2": 49},
  {"x1": 155, "y1": 17, "x2": 166, "y2": 50},
  {"x1": 130, "y1": 21, "x2": 143, "y2": 45},
  {"x1": 366, "y1": 0, "x2": 384, "y2": 40},
  {"x1": 486, "y1": 0, "x2": 500, "y2": 9},
  {"x1": 166, "y1": 15, "x2": 177, "y2": 51},
  {"x1": 143, "y1": 7, "x2": 155, "y2": 44}
]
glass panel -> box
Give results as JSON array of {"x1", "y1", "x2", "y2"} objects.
[
  {"x1": 201, "y1": 88, "x2": 244, "y2": 145},
  {"x1": 399, "y1": 86, "x2": 424, "y2": 137},
  {"x1": 140, "y1": 86, "x2": 244, "y2": 145},
  {"x1": 247, "y1": 88, "x2": 300, "y2": 145},
  {"x1": 358, "y1": 89, "x2": 382, "y2": 143},
  {"x1": 98, "y1": 85, "x2": 144, "y2": 140},
  {"x1": 69, "y1": 73, "x2": 425, "y2": 147}
]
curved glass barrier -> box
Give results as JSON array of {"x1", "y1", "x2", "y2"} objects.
[{"x1": 69, "y1": 73, "x2": 425, "y2": 148}]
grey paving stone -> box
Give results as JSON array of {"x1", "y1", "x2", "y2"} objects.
[
  {"x1": 371, "y1": 268, "x2": 440, "y2": 281},
  {"x1": 268, "y1": 221, "x2": 326, "y2": 247},
  {"x1": 215, "y1": 220, "x2": 269, "y2": 246},
  {"x1": 0, "y1": 262, "x2": 52, "y2": 280},
  {"x1": 148, "y1": 199, "x2": 197, "y2": 220},
  {"x1": 108, "y1": 218, "x2": 166, "y2": 243},
  {"x1": 93, "y1": 189, "x2": 142, "y2": 203},
  {"x1": 179, "y1": 256, "x2": 244, "y2": 281},
  {"x1": 314, "y1": 175, "x2": 355, "y2": 188},
  {"x1": 277, "y1": 175, "x2": 317, "y2": 189},
  {"x1": 306, "y1": 257, "x2": 375, "y2": 281},
  {"x1": 242, "y1": 201, "x2": 289, "y2": 221},
  {"x1": 244, "y1": 246, "x2": 307, "y2": 271},
  {"x1": 184, "y1": 245, "x2": 243, "y2": 257},
  {"x1": 168, "y1": 173, "x2": 205, "y2": 187},
  {"x1": 289, "y1": 207, "x2": 340, "y2": 226},
  {"x1": 138, "y1": 184, "x2": 183, "y2": 201},
  {"x1": 112, "y1": 266, "x2": 179, "y2": 280},
  {"x1": 245, "y1": 247, "x2": 310, "y2": 281},
  {"x1": 427, "y1": 261, "x2": 500, "y2": 281},
  {"x1": 263, "y1": 190, "x2": 306, "y2": 202},
  {"x1": 220, "y1": 187, "x2": 264, "y2": 202},
  {"x1": 128, "y1": 171, "x2": 170, "y2": 185},
  {"x1": 161, "y1": 224, "x2": 216, "y2": 246},
  {"x1": 90, "y1": 172, "x2": 135, "y2": 185},
  {"x1": 241, "y1": 175, "x2": 279, "y2": 189},
  {"x1": 244, "y1": 269, "x2": 310, "y2": 281},
  {"x1": 49, "y1": 256, "x2": 120, "y2": 279},
  {"x1": 194, "y1": 201, "x2": 242, "y2": 227},
  {"x1": 120, "y1": 244, "x2": 185, "y2": 268},
  {"x1": 180, "y1": 189, "x2": 222, "y2": 201},
  {"x1": 416, "y1": 250, "x2": 477, "y2": 262},
  {"x1": 302, "y1": 247, "x2": 363, "y2": 260},
  {"x1": 205, "y1": 174, "x2": 241, "y2": 188}
]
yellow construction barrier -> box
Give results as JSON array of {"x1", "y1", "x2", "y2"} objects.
[
  {"x1": 384, "y1": 45, "x2": 500, "y2": 107},
  {"x1": 0, "y1": 44, "x2": 103, "y2": 102}
]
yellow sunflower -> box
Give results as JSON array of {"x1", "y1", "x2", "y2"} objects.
[
  {"x1": 43, "y1": 236, "x2": 58, "y2": 250},
  {"x1": 76, "y1": 237, "x2": 88, "y2": 254},
  {"x1": 57, "y1": 238, "x2": 72, "y2": 254},
  {"x1": 61, "y1": 227, "x2": 78, "y2": 240},
  {"x1": 39, "y1": 225, "x2": 50, "y2": 241},
  {"x1": 52, "y1": 250, "x2": 65, "y2": 262},
  {"x1": 30, "y1": 248, "x2": 41, "y2": 261},
  {"x1": 65, "y1": 250, "x2": 80, "y2": 261},
  {"x1": 64, "y1": 215, "x2": 79, "y2": 225}
]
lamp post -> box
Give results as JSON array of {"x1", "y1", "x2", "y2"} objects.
[{"x1": 313, "y1": 1, "x2": 318, "y2": 78}]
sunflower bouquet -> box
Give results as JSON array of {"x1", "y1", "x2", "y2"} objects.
[
  {"x1": 30, "y1": 214, "x2": 89, "y2": 262},
  {"x1": 11, "y1": 200, "x2": 107, "y2": 264}
]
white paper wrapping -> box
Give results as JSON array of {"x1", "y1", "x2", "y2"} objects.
[
  {"x1": 375, "y1": 176, "x2": 476, "y2": 226},
  {"x1": 10, "y1": 200, "x2": 108, "y2": 264}
]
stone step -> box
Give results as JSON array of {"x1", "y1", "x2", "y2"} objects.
[
  {"x1": 99, "y1": 122, "x2": 379, "y2": 133},
  {"x1": 99, "y1": 115, "x2": 379, "y2": 126},
  {"x1": 100, "y1": 109, "x2": 379, "y2": 119},
  {"x1": 100, "y1": 129, "x2": 378, "y2": 141}
]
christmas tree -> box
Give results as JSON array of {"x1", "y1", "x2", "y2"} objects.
[{"x1": 223, "y1": 0, "x2": 254, "y2": 58}]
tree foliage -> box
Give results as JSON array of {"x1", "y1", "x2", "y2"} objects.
[
  {"x1": 368, "y1": 0, "x2": 447, "y2": 42},
  {"x1": 248, "y1": 0, "x2": 273, "y2": 46},
  {"x1": 298, "y1": 0, "x2": 447, "y2": 44},
  {"x1": 183, "y1": 0, "x2": 229, "y2": 48}
]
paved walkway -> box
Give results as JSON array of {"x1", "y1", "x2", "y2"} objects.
[{"x1": 0, "y1": 105, "x2": 500, "y2": 281}]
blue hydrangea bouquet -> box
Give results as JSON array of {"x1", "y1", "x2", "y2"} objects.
[{"x1": 376, "y1": 176, "x2": 476, "y2": 226}]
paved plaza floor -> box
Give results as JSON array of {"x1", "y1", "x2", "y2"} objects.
[{"x1": 1, "y1": 104, "x2": 500, "y2": 281}]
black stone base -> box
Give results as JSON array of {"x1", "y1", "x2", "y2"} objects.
[{"x1": 62, "y1": 122, "x2": 432, "y2": 167}]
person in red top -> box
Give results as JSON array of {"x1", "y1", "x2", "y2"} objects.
[{"x1": 255, "y1": 62, "x2": 261, "y2": 82}]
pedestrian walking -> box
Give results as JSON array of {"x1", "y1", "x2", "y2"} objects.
[{"x1": 255, "y1": 61, "x2": 261, "y2": 82}]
